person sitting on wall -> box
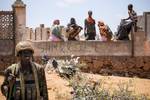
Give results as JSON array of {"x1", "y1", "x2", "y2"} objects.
[
  {"x1": 98, "y1": 21, "x2": 113, "y2": 41},
  {"x1": 49, "y1": 20, "x2": 64, "y2": 41},
  {"x1": 84, "y1": 10, "x2": 96, "y2": 40},
  {"x1": 66, "y1": 18, "x2": 83, "y2": 41},
  {"x1": 116, "y1": 4, "x2": 137, "y2": 40},
  {"x1": 124, "y1": 4, "x2": 137, "y2": 31}
]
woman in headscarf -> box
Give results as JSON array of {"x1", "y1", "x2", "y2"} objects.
[
  {"x1": 49, "y1": 20, "x2": 64, "y2": 41},
  {"x1": 98, "y1": 21, "x2": 113, "y2": 41}
]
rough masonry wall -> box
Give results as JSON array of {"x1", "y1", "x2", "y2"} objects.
[
  {"x1": 0, "y1": 40, "x2": 15, "y2": 72},
  {"x1": 0, "y1": 40, "x2": 15, "y2": 56},
  {"x1": 144, "y1": 12, "x2": 150, "y2": 40},
  {"x1": 25, "y1": 25, "x2": 50, "y2": 41},
  {"x1": 33, "y1": 56, "x2": 150, "y2": 78},
  {"x1": 32, "y1": 41, "x2": 132, "y2": 57},
  {"x1": 80, "y1": 56, "x2": 150, "y2": 78},
  {"x1": 0, "y1": 56, "x2": 15, "y2": 73}
]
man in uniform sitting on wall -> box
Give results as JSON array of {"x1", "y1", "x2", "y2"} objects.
[{"x1": 1, "y1": 41, "x2": 48, "y2": 100}]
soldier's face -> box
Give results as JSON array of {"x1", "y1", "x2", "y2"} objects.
[{"x1": 19, "y1": 50, "x2": 33, "y2": 63}]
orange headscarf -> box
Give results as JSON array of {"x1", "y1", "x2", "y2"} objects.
[{"x1": 98, "y1": 21, "x2": 108, "y2": 36}]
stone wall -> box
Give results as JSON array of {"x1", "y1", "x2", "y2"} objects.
[
  {"x1": 145, "y1": 12, "x2": 150, "y2": 40},
  {"x1": 30, "y1": 31, "x2": 148, "y2": 57},
  {"x1": 137, "y1": 12, "x2": 150, "y2": 41},
  {"x1": 32, "y1": 56, "x2": 150, "y2": 78},
  {"x1": 12, "y1": 0, "x2": 26, "y2": 43},
  {"x1": 0, "y1": 38, "x2": 15, "y2": 56},
  {"x1": 80, "y1": 56, "x2": 150, "y2": 78},
  {"x1": 0, "y1": 56, "x2": 15, "y2": 73},
  {"x1": 0, "y1": 40, "x2": 15, "y2": 73},
  {"x1": 31, "y1": 41, "x2": 132, "y2": 57},
  {"x1": 25, "y1": 24, "x2": 50, "y2": 41},
  {"x1": 1, "y1": 6, "x2": 150, "y2": 79}
]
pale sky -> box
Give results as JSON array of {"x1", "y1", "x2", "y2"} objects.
[{"x1": 1, "y1": 0, "x2": 150, "y2": 33}]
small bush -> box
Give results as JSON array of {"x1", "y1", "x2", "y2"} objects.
[{"x1": 69, "y1": 72, "x2": 150, "y2": 100}]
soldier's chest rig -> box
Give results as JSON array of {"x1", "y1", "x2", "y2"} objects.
[{"x1": 13, "y1": 71, "x2": 37, "y2": 100}]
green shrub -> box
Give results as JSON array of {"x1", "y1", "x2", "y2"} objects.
[{"x1": 69, "y1": 72, "x2": 150, "y2": 100}]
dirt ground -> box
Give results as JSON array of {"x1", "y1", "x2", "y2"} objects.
[{"x1": 0, "y1": 72, "x2": 150, "y2": 100}]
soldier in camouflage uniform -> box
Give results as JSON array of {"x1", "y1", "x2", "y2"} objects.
[{"x1": 1, "y1": 41, "x2": 48, "y2": 100}]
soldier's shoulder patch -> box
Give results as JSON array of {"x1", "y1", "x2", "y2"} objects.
[
  {"x1": 4, "y1": 63, "x2": 19, "y2": 75},
  {"x1": 7, "y1": 64, "x2": 17, "y2": 70}
]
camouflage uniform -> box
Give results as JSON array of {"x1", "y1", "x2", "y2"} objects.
[{"x1": 1, "y1": 41, "x2": 48, "y2": 100}]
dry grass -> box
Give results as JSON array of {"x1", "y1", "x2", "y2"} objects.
[
  {"x1": 69, "y1": 72, "x2": 150, "y2": 100},
  {"x1": 0, "y1": 72, "x2": 150, "y2": 100}
]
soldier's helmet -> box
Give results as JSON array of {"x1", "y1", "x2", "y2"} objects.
[{"x1": 15, "y1": 41, "x2": 34, "y2": 56}]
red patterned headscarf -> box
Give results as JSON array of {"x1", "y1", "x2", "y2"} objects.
[{"x1": 87, "y1": 17, "x2": 95, "y2": 24}]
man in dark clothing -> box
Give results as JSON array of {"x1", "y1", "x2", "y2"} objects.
[
  {"x1": 117, "y1": 4, "x2": 137, "y2": 40},
  {"x1": 116, "y1": 20, "x2": 133, "y2": 40},
  {"x1": 84, "y1": 10, "x2": 96, "y2": 40},
  {"x1": 124, "y1": 4, "x2": 137, "y2": 31}
]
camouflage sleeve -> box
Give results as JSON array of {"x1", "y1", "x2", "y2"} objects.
[
  {"x1": 39, "y1": 66, "x2": 48, "y2": 100},
  {"x1": 1, "y1": 67, "x2": 11, "y2": 96}
]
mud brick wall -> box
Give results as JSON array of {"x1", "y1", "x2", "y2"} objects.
[
  {"x1": 33, "y1": 56, "x2": 150, "y2": 78},
  {"x1": 80, "y1": 56, "x2": 150, "y2": 78},
  {"x1": 0, "y1": 56, "x2": 15, "y2": 73},
  {"x1": 0, "y1": 40, "x2": 15, "y2": 73}
]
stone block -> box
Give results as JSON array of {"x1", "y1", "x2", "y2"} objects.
[
  {"x1": 35, "y1": 27, "x2": 42, "y2": 40},
  {"x1": 0, "y1": 56, "x2": 15, "y2": 71},
  {"x1": 0, "y1": 40, "x2": 14, "y2": 56},
  {"x1": 135, "y1": 57, "x2": 144, "y2": 68},
  {"x1": 112, "y1": 60, "x2": 126, "y2": 71},
  {"x1": 145, "y1": 12, "x2": 150, "y2": 40},
  {"x1": 30, "y1": 28, "x2": 35, "y2": 41},
  {"x1": 137, "y1": 15, "x2": 144, "y2": 30},
  {"x1": 41, "y1": 28, "x2": 47, "y2": 40},
  {"x1": 25, "y1": 27, "x2": 31, "y2": 40},
  {"x1": 46, "y1": 28, "x2": 51, "y2": 40},
  {"x1": 143, "y1": 64, "x2": 150, "y2": 71}
]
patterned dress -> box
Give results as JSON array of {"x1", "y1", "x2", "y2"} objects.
[{"x1": 67, "y1": 23, "x2": 82, "y2": 40}]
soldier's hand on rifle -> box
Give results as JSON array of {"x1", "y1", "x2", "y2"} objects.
[
  {"x1": 2, "y1": 85, "x2": 8, "y2": 95},
  {"x1": 8, "y1": 74, "x2": 16, "y2": 84}
]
